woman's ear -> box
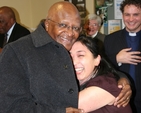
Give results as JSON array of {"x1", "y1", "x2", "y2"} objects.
[{"x1": 95, "y1": 55, "x2": 101, "y2": 66}]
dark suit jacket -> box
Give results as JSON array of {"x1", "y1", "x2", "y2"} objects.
[
  {"x1": 104, "y1": 28, "x2": 141, "y2": 113},
  {"x1": 95, "y1": 32, "x2": 105, "y2": 42},
  {"x1": 0, "y1": 23, "x2": 30, "y2": 48},
  {"x1": 0, "y1": 23, "x2": 78, "y2": 113},
  {"x1": 94, "y1": 32, "x2": 105, "y2": 55}
]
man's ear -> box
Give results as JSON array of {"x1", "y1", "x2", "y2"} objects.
[{"x1": 45, "y1": 20, "x2": 49, "y2": 31}]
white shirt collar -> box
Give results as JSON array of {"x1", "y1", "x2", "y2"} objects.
[
  {"x1": 129, "y1": 32, "x2": 136, "y2": 36},
  {"x1": 91, "y1": 31, "x2": 98, "y2": 38},
  {"x1": 7, "y1": 23, "x2": 16, "y2": 41}
]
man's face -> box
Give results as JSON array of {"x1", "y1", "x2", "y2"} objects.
[
  {"x1": 0, "y1": 11, "x2": 12, "y2": 34},
  {"x1": 45, "y1": 11, "x2": 81, "y2": 51},
  {"x1": 84, "y1": 19, "x2": 100, "y2": 36},
  {"x1": 123, "y1": 5, "x2": 141, "y2": 33}
]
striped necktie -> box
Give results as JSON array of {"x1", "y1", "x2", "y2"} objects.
[{"x1": 3, "y1": 34, "x2": 8, "y2": 47}]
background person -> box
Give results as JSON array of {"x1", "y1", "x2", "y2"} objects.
[
  {"x1": 70, "y1": 35, "x2": 132, "y2": 113},
  {"x1": 0, "y1": 1, "x2": 131, "y2": 113},
  {"x1": 104, "y1": 0, "x2": 141, "y2": 112},
  {"x1": 83, "y1": 13, "x2": 105, "y2": 42},
  {"x1": 0, "y1": 6, "x2": 30, "y2": 52},
  {"x1": 83, "y1": 13, "x2": 105, "y2": 54}
]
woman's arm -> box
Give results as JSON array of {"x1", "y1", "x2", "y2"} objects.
[{"x1": 78, "y1": 86, "x2": 115, "y2": 112}]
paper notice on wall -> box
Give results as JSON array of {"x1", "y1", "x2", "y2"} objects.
[
  {"x1": 108, "y1": 19, "x2": 121, "y2": 34},
  {"x1": 114, "y1": 0, "x2": 123, "y2": 19}
]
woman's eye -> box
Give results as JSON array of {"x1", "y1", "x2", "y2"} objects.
[{"x1": 78, "y1": 55, "x2": 84, "y2": 57}]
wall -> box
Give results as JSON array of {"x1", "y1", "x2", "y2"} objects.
[
  {"x1": 30, "y1": 0, "x2": 63, "y2": 30},
  {"x1": 0, "y1": 0, "x2": 31, "y2": 29},
  {"x1": 86, "y1": 0, "x2": 95, "y2": 14},
  {"x1": 0, "y1": 0, "x2": 94, "y2": 30},
  {"x1": 0, "y1": 0, "x2": 64, "y2": 30}
]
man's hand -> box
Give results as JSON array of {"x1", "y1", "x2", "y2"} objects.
[
  {"x1": 66, "y1": 107, "x2": 85, "y2": 113},
  {"x1": 114, "y1": 78, "x2": 132, "y2": 107},
  {"x1": 116, "y1": 48, "x2": 141, "y2": 65}
]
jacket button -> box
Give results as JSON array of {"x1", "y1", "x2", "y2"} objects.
[
  {"x1": 64, "y1": 65, "x2": 68, "y2": 69},
  {"x1": 68, "y1": 89, "x2": 74, "y2": 94}
]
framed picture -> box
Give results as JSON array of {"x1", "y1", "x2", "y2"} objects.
[
  {"x1": 76, "y1": 3, "x2": 85, "y2": 11},
  {"x1": 64, "y1": 0, "x2": 72, "y2": 3},
  {"x1": 77, "y1": 0, "x2": 83, "y2": 2}
]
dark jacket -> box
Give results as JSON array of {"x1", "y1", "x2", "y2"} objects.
[
  {"x1": 104, "y1": 28, "x2": 141, "y2": 113},
  {"x1": 95, "y1": 32, "x2": 105, "y2": 42},
  {"x1": 0, "y1": 23, "x2": 30, "y2": 48},
  {"x1": 94, "y1": 32, "x2": 105, "y2": 56},
  {"x1": 0, "y1": 23, "x2": 78, "y2": 113}
]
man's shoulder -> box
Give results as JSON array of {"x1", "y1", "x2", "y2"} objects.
[
  {"x1": 106, "y1": 29, "x2": 124, "y2": 37},
  {"x1": 105, "y1": 29, "x2": 124, "y2": 41},
  {"x1": 97, "y1": 32, "x2": 105, "y2": 37},
  {"x1": 96, "y1": 32, "x2": 105, "y2": 42},
  {"x1": 14, "y1": 23, "x2": 30, "y2": 33}
]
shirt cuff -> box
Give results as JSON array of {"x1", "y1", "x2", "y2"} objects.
[{"x1": 118, "y1": 62, "x2": 122, "y2": 66}]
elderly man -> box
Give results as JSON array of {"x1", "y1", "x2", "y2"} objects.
[
  {"x1": 83, "y1": 14, "x2": 105, "y2": 54},
  {"x1": 84, "y1": 13, "x2": 105, "y2": 42}
]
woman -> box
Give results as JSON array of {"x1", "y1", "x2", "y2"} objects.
[{"x1": 70, "y1": 35, "x2": 132, "y2": 113}]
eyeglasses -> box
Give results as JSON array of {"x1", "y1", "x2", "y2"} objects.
[{"x1": 48, "y1": 18, "x2": 81, "y2": 33}]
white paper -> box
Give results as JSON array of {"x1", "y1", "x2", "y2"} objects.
[{"x1": 114, "y1": 0, "x2": 123, "y2": 19}]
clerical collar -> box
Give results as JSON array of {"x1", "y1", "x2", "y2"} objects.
[
  {"x1": 129, "y1": 32, "x2": 136, "y2": 36},
  {"x1": 126, "y1": 29, "x2": 141, "y2": 37}
]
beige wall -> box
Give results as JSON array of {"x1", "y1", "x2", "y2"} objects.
[
  {"x1": 0, "y1": 0, "x2": 94, "y2": 30},
  {"x1": 0, "y1": 0, "x2": 63, "y2": 30},
  {"x1": 86, "y1": 0, "x2": 95, "y2": 14},
  {"x1": 0, "y1": 0, "x2": 31, "y2": 28},
  {"x1": 30, "y1": 0, "x2": 63, "y2": 30}
]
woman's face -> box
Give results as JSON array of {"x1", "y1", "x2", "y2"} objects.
[{"x1": 70, "y1": 41, "x2": 100, "y2": 85}]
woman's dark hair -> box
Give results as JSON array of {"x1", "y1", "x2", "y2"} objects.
[{"x1": 76, "y1": 35, "x2": 120, "y2": 81}]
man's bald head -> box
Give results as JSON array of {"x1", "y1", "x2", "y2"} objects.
[
  {"x1": 47, "y1": 1, "x2": 80, "y2": 20},
  {"x1": 0, "y1": 6, "x2": 16, "y2": 34},
  {"x1": 0, "y1": 6, "x2": 16, "y2": 21}
]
